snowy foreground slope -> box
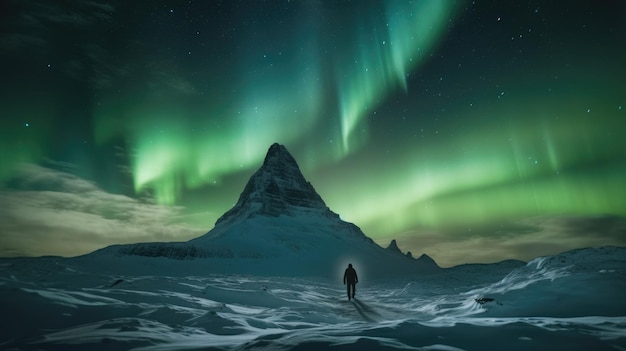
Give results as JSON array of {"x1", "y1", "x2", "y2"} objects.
[{"x1": 1, "y1": 246, "x2": 625, "y2": 351}]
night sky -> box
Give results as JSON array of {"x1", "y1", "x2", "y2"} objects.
[{"x1": 1, "y1": 0, "x2": 625, "y2": 267}]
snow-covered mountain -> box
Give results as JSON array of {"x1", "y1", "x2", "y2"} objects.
[{"x1": 84, "y1": 143, "x2": 439, "y2": 278}]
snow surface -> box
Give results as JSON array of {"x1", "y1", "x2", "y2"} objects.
[{"x1": 1, "y1": 246, "x2": 625, "y2": 350}]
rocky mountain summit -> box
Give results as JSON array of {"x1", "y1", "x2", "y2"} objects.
[
  {"x1": 386, "y1": 239, "x2": 403, "y2": 254},
  {"x1": 216, "y1": 143, "x2": 336, "y2": 225}
]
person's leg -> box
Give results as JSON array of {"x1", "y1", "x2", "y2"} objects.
[
  {"x1": 351, "y1": 283, "x2": 355, "y2": 299},
  {"x1": 346, "y1": 284, "x2": 351, "y2": 300}
]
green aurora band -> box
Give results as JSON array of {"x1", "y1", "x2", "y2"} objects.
[
  {"x1": 337, "y1": 1, "x2": 456, "y2": 153},
  {"x1": 322, "y1": 105, "x2": 625, "y2": 237}
]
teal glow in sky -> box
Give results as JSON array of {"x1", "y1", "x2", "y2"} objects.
[
  {"x1": 1, "y1": 0, "x2": 625, "y2": 266},
  {"x1": 337, "y1": 1, "x2": 455, "y2": 153}
]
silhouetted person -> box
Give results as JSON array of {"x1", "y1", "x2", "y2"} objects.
[{"x1": 343, "y1": 263, "x2": 358, "y2": 301}]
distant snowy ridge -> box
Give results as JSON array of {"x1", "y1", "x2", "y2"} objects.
[
  {"x1": 479, "y1": 245, "x2": 626, "y2": 294},
  {"x1": 461, "y1": 246, "x2": 626, "y2": 318}
]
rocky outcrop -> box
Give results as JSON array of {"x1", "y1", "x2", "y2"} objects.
[
  {"x1": 386, "y1": 239, "x2": 402, "y2": 254},
  {"x1": 116, "y1": 243, "x2": 233, "y2": 259}
]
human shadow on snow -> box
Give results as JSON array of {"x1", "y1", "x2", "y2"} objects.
[{"x1": 351, "y1": 299, "x2": 381, "y2": 322}]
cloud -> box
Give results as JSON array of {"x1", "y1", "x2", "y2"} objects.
[
  {"x1": 382, "y1": 215, "x2": 626, "y2": 267},
  {"x1": 0, "y1": 0, "x2": 124, "y2": 87},
  {"x1": 1, "y1": 0, "x2": 114, "y2": 51},
  {"x1": 2, "y1": 0, "x2": 197, "y2": 93},
  {"x1": 9, "y1": 0, "x2": 114, "y2": 28},
  {"x1": 0, "y1": 164, "x2": 203, "y2": 257}
]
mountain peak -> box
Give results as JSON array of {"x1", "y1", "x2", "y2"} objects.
[
  {"x1": 417, "y1": 253, "x2": 439, "y2": 268},
  {"x1": 215, "y1": 143, "x2": 332, "y2": 225},
  {"x1": 263, "y1": 143, "x2": 294, "y2": 167},
  {"x1": 386, "y1": 239, "x2": 402, "y2": 254}
]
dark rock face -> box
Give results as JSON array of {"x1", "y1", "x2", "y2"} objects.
[
  {"x1": 474, "y1": 297, "x2": 496, "y2": 305},
  {"x1": 116, "y1": 243, "x2": 233, "y2": 259},
  {"x1": 216, "y1": 143, "x2": 334, "y2": 224}
]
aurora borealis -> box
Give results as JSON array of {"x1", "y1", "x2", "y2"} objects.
[{"x1": 1, "y1": 0, "x2": 625, "y2": 266}]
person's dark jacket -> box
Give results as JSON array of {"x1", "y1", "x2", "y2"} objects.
[{"x1": 343, "y1": 266, "x2": 358, "y2": 284}]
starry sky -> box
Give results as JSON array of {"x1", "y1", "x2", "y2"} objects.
[{"x1": 1, "y1": 0, "x2": 625, "y2": 267}]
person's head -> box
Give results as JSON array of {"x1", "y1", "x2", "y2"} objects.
[{"x1": 348, "y1": 264, "x2": 353, "y2": 268}]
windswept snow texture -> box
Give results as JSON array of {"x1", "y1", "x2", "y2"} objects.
[{"x1": 1, "y1": 247, "x2": 625, "y2": 350}]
